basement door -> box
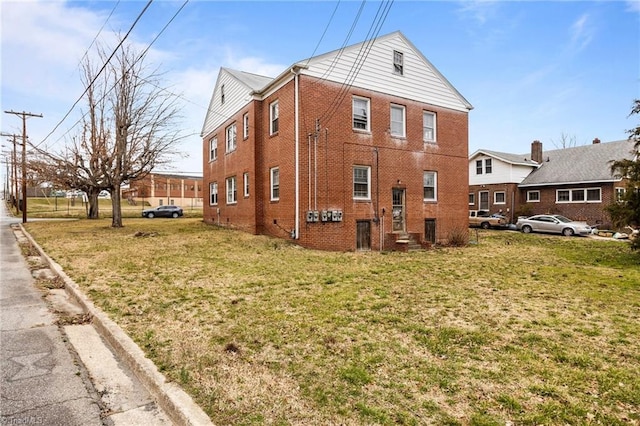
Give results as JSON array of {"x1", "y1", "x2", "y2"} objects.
[
  {"x1": 392, "y1": 188, "x2": 406, "y2": 233},
  {"x1": 356, "y1": 220, "x2": 371, "y2": 251}
]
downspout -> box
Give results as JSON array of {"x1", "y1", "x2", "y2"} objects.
[{"x1": 292, "y1": 67, "x2": 300, "y2": 239}]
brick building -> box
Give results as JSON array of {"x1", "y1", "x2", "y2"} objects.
[
  {"x1": 125, "y1": 172, "x2": 203, "y2": 209},
  {"x1": 469, "y1": 139, "x2": 635, "y2": 228},
  {"x1": 201, "y1": 31, "x2": 472, "y2": 251}
]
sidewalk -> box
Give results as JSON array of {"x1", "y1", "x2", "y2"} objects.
[{"x1": 0, "y1": 204, "x2": 210, "y2": 425}]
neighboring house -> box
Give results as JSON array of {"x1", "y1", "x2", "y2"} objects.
[
  {"x1": 468, "y1": 146, "x2": 539, "y2": 224},
  {"x1": 201, "y1": 31, "x2": 473, "y2": 251},
  {"x1": 124, "y1": 172, "x2": 204, "y2": 209},
  {"x1": 469, "y1": 139, "x2": 635, "y2": 228}
]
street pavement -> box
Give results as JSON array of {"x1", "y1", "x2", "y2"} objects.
[{"x1": 0, "y1": 204, "x2": 172, "y2": 425}]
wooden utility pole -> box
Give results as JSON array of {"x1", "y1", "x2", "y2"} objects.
[
  {"x1": 4, "y1": 111, "x2": 43, "y2": 223},
  {"x1": 0, "y1": 132, "x2": 20, "y2": 214}
]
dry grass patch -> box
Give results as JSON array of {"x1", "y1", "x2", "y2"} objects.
[{"x1": 24, "y1": 219, "x2": 640, "y2": 425}]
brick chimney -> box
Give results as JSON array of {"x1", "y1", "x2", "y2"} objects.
[
  {"x1": 593, "y1": 138, "x2": 601, "y2": 144},
  {"x1": 531, "y1": 140, "x2": 543, "y2": 163}
]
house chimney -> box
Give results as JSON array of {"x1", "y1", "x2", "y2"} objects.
[
  {"x1": 531, "y1": 140, "x2": 543, "y2": 163},
  {"x1": 593, "y1": 138, "x2": 601, "y2": 144}
]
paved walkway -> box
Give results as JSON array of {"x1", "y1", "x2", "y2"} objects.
[{"x1": 0, "y1": 205, "x2": 172, "y2": 425}]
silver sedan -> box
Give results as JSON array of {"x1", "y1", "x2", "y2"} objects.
[{"x1": 516, "y1": 214, "x2": 591, "y2": 236}]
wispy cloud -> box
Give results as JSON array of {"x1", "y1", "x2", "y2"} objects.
[
  {"x1": 456, "y1": 0, "x2": 499, "y2": 25},
  {"x1": 569, "y1": 13, "x2": 594, "y2": 52},
  {"x1": 625, "y1": 0, "x2": 640, "y2": 13}
]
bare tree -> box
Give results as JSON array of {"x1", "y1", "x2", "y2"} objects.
[
  {"x1": 550, "y1": 132, "x2": 579, "y2": 149},
  {"x1": 32, "y1": 39, "x2": 183, "y2": 225}
]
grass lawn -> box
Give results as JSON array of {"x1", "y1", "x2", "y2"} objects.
[
  {"x1": 22, "y1": 218, "x2": 640, "y2": 425},
  {"x1": 18, "y1": 197, "x2": 203, "y2": 219}
]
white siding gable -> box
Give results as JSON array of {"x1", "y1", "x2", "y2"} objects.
[
  {"x1": 299, "y1": 31, "x2": 471, "y2": 112},
  {"x1": 201, "y1": 69, "x2": 255, "y2": 137},
  {"x1": 469, "y1": 155, "x2": 534, "y2": 185}
]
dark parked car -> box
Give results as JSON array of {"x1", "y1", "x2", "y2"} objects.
[
  {"x1": 516, "y1": 214, "x2": 591, "y2": 236},
  {"x1": 142, "y1": 205, "x2": 183, "y2": 218}
]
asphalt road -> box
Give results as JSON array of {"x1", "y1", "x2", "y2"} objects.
[{"x1": 0, "y1": 204, "x2": 171, "y2": 425}]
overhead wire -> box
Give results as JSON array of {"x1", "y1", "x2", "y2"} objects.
[{"x1": 37, "y1": 0, "x2": 154, "y2": 148}]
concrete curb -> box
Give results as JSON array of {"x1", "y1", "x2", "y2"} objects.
[{"x1": 20, "y1": 224, "x2": 213, "y2": 426}]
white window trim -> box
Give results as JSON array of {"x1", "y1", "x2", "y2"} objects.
[
  {"x1": 484, "y1": 158, "x2": 493, "y2": 174},
  {"x1": 226, "y1": 123, "x2": 237, "y2": 153},
  {"x1": 423, "y1": 111, "x2": 436, "y2": 143},
  {"x1": 353, "y1": 166, "x2": 371, "y2": 200},
  {"x1": 243, "y1": 113, "x2": 249, "y2": 139},
  {"x1": 423, "y1": 171, "x2": 437, "y2": 202},
  {"x1": 352, "y1": 96, "x2": 370, "y2": 132},
  {"x1": 209, "y1": 137, "x2": 218, "y2": 162},
  {"x1": 393, "y1": 50, "x2": 404, "y2": 75},
  {"x1": 494, "y1": 191, "x2": 506, "y2": 205},
  {"x1": 390, "y1": 104, "x2": 406, "y2": 137},
  {"x1": 270, "y1": 101, "x2": 279, "y2": 135},
  {"x1": 226, "y1": 176, "x2": 237, "y2": 205},
  {"x1": 469, "y1": 193, "x2": 475, "y2": 206},
  {"x1": 270, "y1": 167, "x2": 280, "y2": 201},
  {"x1": 243, "y1": 172, "x2": 249, "y2": 197},
  {"x1": 209, "y1": 182, "x2": 218, "y2": 206},
  {"x1": 527, "y1": 190, "x2": 540, "y2": 202},
  {"x1": 476, "y1": 160, "x2": 483, "y2": 175},
  {"x1": 556, "y1": 187, "x2": 601, "y2": 203}
]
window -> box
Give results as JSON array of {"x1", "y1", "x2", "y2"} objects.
[
  {"x1": 494, "y1": 191, "x2": 505, "y2": 204},
  {"x1": 243, "y1": 172, "x2": 249, "y2": 197},
  {"x1": 393, "y1": 50, "x2": 404, "y2": 75},
  {"x1": 423, "y1": 111, "x2": 436, "y2": 142},
  {"x1": 226, "y1": 123, "x2": 236, "y2": 152},
  {"x1": 270, "y1": 167, "x2": 279, "y2": 201},
  {"x1": 423, "y1": 171, "x2": 437, "y2": 201},
  {"x1": 485, "y1": 159, "x2": 492, "y2": 174},
  {"x1": 353, "y1": 166, "x2": 371, "y2": 199},
  {"x1": 226, "y1": 176, "x2": 237, "y2": 204},
  {"x1": 476, "y1": 160, "x2": 483, "y2": 175},
  {"x1": 220, "y1": 84, "x2": 225, "y2": 105},
  {"x1": 390, "y1": 104, "x2": 405, "y2": 137},
  {"x1": 586, "y1": 188, "x2": 601, "y2": 202},
  {"x1": 243, "y1": 113, "x2": 249, "y2": 139},
  {"x1": 209, "y1": 137, "x2": 218, "y2": 161},
  {"x1": 209, "y1": 182, "x2": 218, "y2": 205},
  {"x1": 615, "y1": 187, "x2": 625, "y2": 202},
  {"x1": 527, "y1": 190, "x2": 540, "y2": 202},
  {"x1": 270, "y1": 101, "x2": 279, "y2": 135},
  {"x1": 352, "y1": 97, "x2": 370, "y2": 131},
  {"x1": 469, "y1": 193, "x2": 475, "y2": 205},
  {"x1": 557, "y1": 187, "x2": 601, "y2": 203}
]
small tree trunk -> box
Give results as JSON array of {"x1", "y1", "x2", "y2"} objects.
[
  {"x1": 111, "y1": 183, "x2": 123, "y2": 227},
  {"x1": 87, "y1": 188, "x2": 100, "y2": 219}
]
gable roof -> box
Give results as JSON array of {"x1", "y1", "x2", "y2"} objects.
[
  {"x1": 223, "y1": 67, "x2": 273, "y2": 92},
  {"x1": 519, "y1": 139, "x2": 635, "y2": 187},
  {"x1": 469, "y1": 149, "x2": 539, "y2": 167}
]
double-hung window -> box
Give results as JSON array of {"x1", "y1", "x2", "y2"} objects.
[
  {"x1": 476, "y1": 160, "x2": 483, "y2": 175},
  {"x1": 393, "y1": 50, "x2": 404, "y2": 75},
  {"x1": 270, "y1": 101, "x2": 279, "y2": 135},
  {"x1": 209, "y1": 137, "x2": 217, "y2": 161},
  {"x1": 423, "y1": 111, "x2": 436, "y2": 142},
  {"x1": 352, "y1": 97, "x2": 370, "y2": 131},
  {"x1": 226, "y1": 176, "x2": 237, "y2": 204},
  {"x1": 390, "y1": 104, "x2": 405, "y2": 137},
  {"x1": 527, "y1": 191, "x2": 540, "y2": 202},
  {"x1": 494, "y1": 191, "x2": 505, "y2": 204},
  {"x1": 243, "y1": 172, "x2": 249, "y2": 197},
  {"x1": 353, "y1": 166, "x2": 371, "y2": 200},
  {"x1": 226, "y1": 124, "x2": 237, "y2": 153},
  {"x1": 485, "y1": 159, "x2": 492, "y2": 174},
  {"x1": 243, "y1": 113, "x2": 249, "y2": 139},
  {"x1": 209, "y1": 182, "x2": 218, "y2": 205},
  {"x1": 270, "y1": 167, "x2": 279, "y2": 201},
  {"x1": 423, "y1": 171, "x2": 437, "y2": 201}
]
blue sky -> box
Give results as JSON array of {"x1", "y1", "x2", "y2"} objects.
[{"x1": 1, "y1": 0, "x2": 638, "y2": 178}]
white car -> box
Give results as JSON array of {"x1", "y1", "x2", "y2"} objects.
[{"x1": 516, "y1": 214, "x2": 591, "y2": 236}]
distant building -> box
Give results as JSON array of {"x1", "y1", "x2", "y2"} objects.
[
  {"x1": 469, "y1": 139, "x2": 635, "y2": 228},
  {"x1": 125, "y1": 172, "x2": 203, "y2": 209},
  {"x1": 201, "y1": 31, "x2": 473, "y2": 251}
]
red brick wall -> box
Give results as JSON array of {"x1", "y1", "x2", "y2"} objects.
[
  {"x1": 202, "y1": 75, "x2": 470, "y2": 250},
  {"x1": 468, "y1": 183, "x2": 521, "y2": 223}
]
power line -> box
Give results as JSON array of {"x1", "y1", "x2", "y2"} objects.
[
  {"x1": 76, "y1": 0, "x2": 121, "y2": 71},
  {"x1": 39, "y1": 0, "x2": 154, "y2": 147}
]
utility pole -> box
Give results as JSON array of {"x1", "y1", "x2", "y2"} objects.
[
  {"x1": 4, "y1": 111, "x2": 43, "y2": 223},
  {"x1": 0, "y1": 132, "x2": 20, "y2": 215}
]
